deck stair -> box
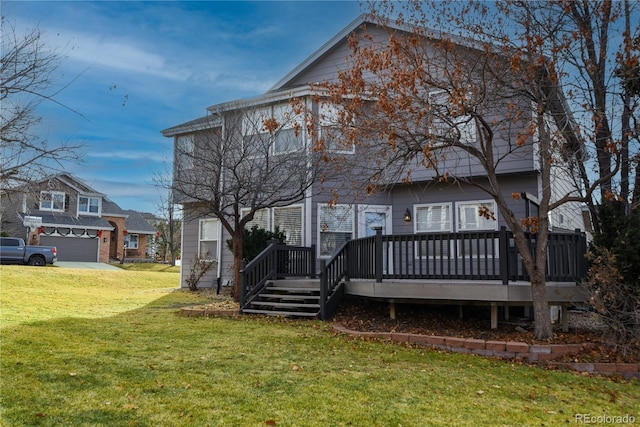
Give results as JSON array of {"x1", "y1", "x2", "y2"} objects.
[{"x1": 242, "y1": 279, "x2": 321, "y2": 318}]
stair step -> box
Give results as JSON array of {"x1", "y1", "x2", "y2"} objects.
[
  {"x1": 266, "y1": 286, "x2": 320, "y2": 293},
  {"x1": 242, "y1": 308, "x2": 318, "y2": 318},
  {"x1": 251, "y1": 301, "x2": 320, "y2": 309},
  {"x1": 260, "y1": 293, "x2": 321, "y2": 301}
]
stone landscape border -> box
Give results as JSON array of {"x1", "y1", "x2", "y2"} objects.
[{"x1": 333, "y1": 325, "x2": 639, "y2": 379}]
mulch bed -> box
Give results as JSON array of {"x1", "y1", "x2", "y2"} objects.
[{"x1": 331, "y1": 297, "x2": 639, "y2": 364}]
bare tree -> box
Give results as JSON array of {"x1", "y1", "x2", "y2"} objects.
[
  {"x1": 152, "y1": 191, "x2": 181, "y2": 265},
  {"x1": 1, "y1": 16, "x2": 82, "y2": 191},
  {"x1": 170, "y1": 99, "x2": 328, "y2": 300},
  {"x1": 318, "y1": 1, "x2": 635, "y2": 339}
]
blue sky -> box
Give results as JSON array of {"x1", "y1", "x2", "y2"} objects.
[{"x1": 4, "y1": 1, "x2": 363, "y2": 213}]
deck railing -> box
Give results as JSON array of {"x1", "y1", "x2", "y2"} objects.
[{"x1": 344, "y1": 227, "x2": 587, "y2": 284}]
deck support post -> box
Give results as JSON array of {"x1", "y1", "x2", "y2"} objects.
[
  {"x1": 561, "y1": 304, "x2": 569, "y2": 332},
  {"x1": 389, "y1": 299, "x2": 396, "y2": 320},
  {"x1": 504, "y1": 305, "x2": 510, "y2": 321},
  {"x1": 458, "y1": 305, "x2": 463, "y2": 319},
  {"x1": 490, "y1": 303, "x2": 498, "y2": 329}
]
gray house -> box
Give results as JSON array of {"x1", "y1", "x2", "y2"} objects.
[{"x1": 163, "y1": 16, "x2": 586, "y2": 321}]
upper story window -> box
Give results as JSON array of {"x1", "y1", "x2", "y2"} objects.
[
  {"x1": 40, "y1": 191, "x2": 65, "y2": 212},
  {"x1": 429, "y1": 91, "x2": 476, "y2": 144},
  {"x1": 243, "y1": 104, "x2": 305, "y2": 156},
  {"x1": 176, "y1": 135, "x2": 195, "y2": 170},
  {"x1": 319, "y1": 103, "x2": 355, "y2": 154},
  {"x1": 78, "y1": 196, "x2": 101, "y2": 215}
]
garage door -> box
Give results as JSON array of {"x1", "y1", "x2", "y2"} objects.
[{"x1": 40, "y1": 236, "x2": 99, "y2": 262}]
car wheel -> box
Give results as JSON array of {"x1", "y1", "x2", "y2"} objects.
[{"x1": 28, "y1": 256, "x2": 45, "y2": 266}]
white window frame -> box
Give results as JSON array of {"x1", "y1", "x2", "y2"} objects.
[
  {"x1": 319, "y1": 103, "x2": 355, "y2": 154},
  {"x1": 39, "y1": 191, "x2": 65, "y2": 212},
  {"x1": 242, "y1": 104, "x2": 305, "y2": 156},
  {"x1": 176, "y1": 135, "x2": 195, "y2": 170},
  {"x1": 429, "y1": 90, "x2": 476, "y2": 144},
  {"x1": 318, "y1": 204, "x2": 353, "y2": 258},
  {"x1": 78, "y1": 196, "x2": 101, "y2": 215},
  {"x1": 198, "y1": 218, "x2": 220, "y2": 261},
  {"x1": 240, "y1": 205, "x2": 304, "y2": 246},
  {"x1": 414, "y1": 203, "x2": 452, "y2": 233},
  {"x1": 124, "y1": 234, "x2": 139, "y2": 249},
  {"x1": 456, "y1": 200, "x2": 498, "y2": 232},
  {"x1": 413, "y1": 203, "x2": 453, "y2": 260},
  {"x1": 456, "y1": 200, "x2": 499, "y2": 259},
  {"x1": 273, "y1": 205, "x2": 303, "y2": 246}
]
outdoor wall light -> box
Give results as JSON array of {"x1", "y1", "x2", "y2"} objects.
[
  {"x1": 103, "y1": 237, "x2": 108, "y2": 243},
  {"x1": 404, "y1": 209, "x2": 412, "y2": 222}
]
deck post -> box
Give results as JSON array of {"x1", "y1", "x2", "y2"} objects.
[
  {"x1": 561, "y1": 304, "x2": 569, "y2": 332},
  {"x1": 309, "y1": 244, "x2": 316, "y2": 279},
  {"x1": 490, "y1": 302, "x2": 498, "y2": 329},
  {"x1": 499, "y1": 226, "x2": 509, "y2": 285},
  {"x1": 389, "y1": 299, "x2": 396, "y2": 320},
  {"x1": 319, "y1": 260, "x2": 327, "y2": 320},
  {"x1": 374, "y1": 227, "x2": 383, "y2": 283}
]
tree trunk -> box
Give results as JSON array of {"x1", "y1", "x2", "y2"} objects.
[
  {"x1": 530, "y1": 268, "x2": 553, "y2": 340},
  {"x1": 231, "y1": 232, "x2": 244, "y2": 302}
]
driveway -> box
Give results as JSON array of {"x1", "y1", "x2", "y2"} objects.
[{"x1": 55, "y1": 262, "x2": 122, "y2": 270}]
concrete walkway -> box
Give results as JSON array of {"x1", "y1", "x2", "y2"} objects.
[{"x1": 54, "y1": 262, "x2": 122, "y2": 270}]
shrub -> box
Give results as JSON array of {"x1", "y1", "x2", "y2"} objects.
[
  {"x1": 583, "y1": 202, "x2": 640, "y2": 355},
  {"x1": 226, "y1": 226, "x2": 287, "y2": 263}
]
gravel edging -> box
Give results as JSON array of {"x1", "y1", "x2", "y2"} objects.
[{"x1": 333, "y1": 325, "x2": 639, "y2": 379}]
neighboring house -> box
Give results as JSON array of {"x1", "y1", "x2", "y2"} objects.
[
  {"x1": 163, "y1": 15, "x2": 586, "y2": 290},
  {"x1": 0, "y1": 173, "x2": 157, "y2": 262}
]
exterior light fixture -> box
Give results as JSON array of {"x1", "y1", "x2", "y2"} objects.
[{"x1": 404, "y1": 209, "x2": 412, "y2": 222}]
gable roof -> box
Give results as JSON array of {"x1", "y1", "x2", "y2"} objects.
[
  {"x1": 269, "y1": 14, "x2": 486, "y2": 93},
  {"x1": 161, "y1": 114, "x2": 222, "y2": 137},
  {"x1": 269, "y1": 14, "x2": 368, "y2": 92},
  {"x1": 123, "y1": 210, "x2": 157, "y2": 234}
]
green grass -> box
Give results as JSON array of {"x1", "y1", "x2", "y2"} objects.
[{"x1": 1, "y1": 265, "x2": 638, "y2": 426}]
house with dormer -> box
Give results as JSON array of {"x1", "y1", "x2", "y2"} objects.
[
  {"x1": 162, "y1": 14, "x2": 587, "y2": 320},
  {"x1": 0, "y1": 173, "x2": 156, "y2": 263}
]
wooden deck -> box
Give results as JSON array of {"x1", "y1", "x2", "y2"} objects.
[{"x1": 344, "y1": 279, "x2": 586, "y2": 305}]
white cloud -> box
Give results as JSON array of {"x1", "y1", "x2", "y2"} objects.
[{"x1": 87, "y1": 150, "x2": 169, "y2": 163}]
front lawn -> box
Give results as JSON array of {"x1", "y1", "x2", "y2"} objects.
[{"x1": 1, "y1": 265, "x2": 637, "y2": 426}]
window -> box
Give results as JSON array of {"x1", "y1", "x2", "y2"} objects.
[
  {"x1": 457, "y1": 200, "x2": 497, "y2": 231},
  {"x1": 241, "y1": 206, "x2": 303, "y2": 246},
  {"x1": 40, "y1": 191, "x2": 65, "y2": 211},
  {"x1": 415, "y1": 203, "x2": 452, "y2": 232},
  {"x1": 243, "y1": 104, "x2": 305, "y2": 156},
  {"x1": 78, "y1": 196, "x2": 100, "y2": 214},
  {"x1": 243, "y1": 208, "x2": 270, "y2": 231},
  {"x1": 429, "y1": 91, "x2": 476, "y2": 144},
  {"x1": 199, "y1": 218, "x2": 220, "y2": 261},
  {"x1": 456, "y1": 200, "x2": 498, "y2": 258},
  {"x1": 273, "y1": 128, "x2": 303, "y2": 153},
  {"x1": 124, "y1": 234, "x2": 139, "y2": 249},
  {"x1": 318, "y1": 204, "x2": 353, "y2": 257},
  {"x1": 319, "y1": 103, "x2": 354, "y2": 153},
  {"x1": 176, "y1": 135, "x2": 195, "y2": 170},
  {"x1": 274, "y1": 206, "x2": 302, "y2": 245}
]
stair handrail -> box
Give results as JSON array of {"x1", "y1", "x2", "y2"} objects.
[
  {"x1": 319, "y1": 240, "x2": 350, "y2": 319},
  {"x1": 240, "y1": 242, "x2": 317, "y2": 312}
]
